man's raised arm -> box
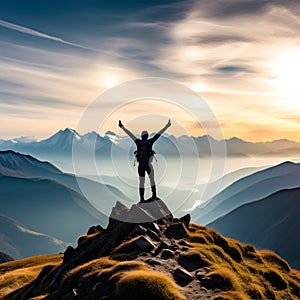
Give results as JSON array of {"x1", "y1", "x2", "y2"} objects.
[
  {"x1": 151, "y1": 119, "x2": 171, "y2": 143},
  {"x1": 157, "y1": 119, "x2": 171, "y2": 136},
  {"x1": 118, "y1": 120, "x2": 137, "y2": 142}
]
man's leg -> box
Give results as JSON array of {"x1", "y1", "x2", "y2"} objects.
[
  {"x1": 147, "y1": 164, "x2": 157, "y2": 199},
  {"x1": 138, "y1": 165, "x2": 146, "y2": 202}
]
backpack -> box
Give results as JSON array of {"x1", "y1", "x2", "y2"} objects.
[{"x1": 134, "y1": 140, "x2": 157, "y2": 166}]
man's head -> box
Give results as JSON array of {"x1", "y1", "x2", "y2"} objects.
[{"x1": 141, "y1": 130, "x2": 149, "y2": 140}]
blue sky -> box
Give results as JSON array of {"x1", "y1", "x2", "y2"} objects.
[{"x1": 1, "y1": 0, "x2": 300, "y2": 140}]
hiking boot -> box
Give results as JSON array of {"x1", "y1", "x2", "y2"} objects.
[
  {"x1": 151, "y1": 186, "x2": 158, "y2": 200},
  {"x1": 139, "y1": 187, "x2": 145, "y2": 203}
]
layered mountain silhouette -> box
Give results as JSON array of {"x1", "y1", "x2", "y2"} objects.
[
  {"x1": 192, "y1": 161, "x2": 300, "y2": 225},
  {"x1": 2, "y1": 200, "x2": 300, "y2": 299},
  {"x1": 193, "y1": 165, "x2": 265, "y2": 204},
  {"x1": 0, "y1": 150, "x2": 129, "y2": 243},
  {"x1": 1, "y1": 128, "x2": 300, "y2": 159},
  {"x1": 0, "y1": 150, "x2": 61, "y2": 177},
  {"x1": 0, "y1": 129, "x2": 116, "y2": 159},
  {"x1": 0, "y1": 214, "x2": 66, "y2": 259},
  {"x1": 207, "y1": 188, "x2": 300, "y2": 270}
]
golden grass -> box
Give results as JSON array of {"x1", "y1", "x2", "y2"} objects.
[
  {"x1": 0, "y1": 254, "x2": 62, "y2": 298},
  {"x1": 186, "y1": 224, "x2": 300, "y2": 299},
  {"x1": 97, "y1": 260, "x2": 149, "y2": 286},
  {"x1": 115, "y1": 270, "x2": 186, "y2": 300},
  {"x1": 207, "y1": 267, "x2": 243, "y2": 291},
  {"x1": 62, "y1": 257, "x2": 185, "y2": 299},
  {"x1": 2, "y1": 221, "x2": 300, "y2": 300},
  {"x1": 260, "y1": 249, "x2": 291, "y2": 272},
  {"x1": 111, "y1": 236, "x2": 141, "y2": 254},
  {"x1": 77, "y1": 232, "x2": 100, "y2": 245},
  {"x1": 61, "y1": 257, "x2": 117, "y2": 289},
  {"x1": 211, "y1": 291, "x2": 250, "y2": 300},
  {"x1": 62, "y1": 257, "x2": 148, "y2": 292}
]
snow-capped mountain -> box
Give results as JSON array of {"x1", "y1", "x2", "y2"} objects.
[
  {"x1": 0, "y1": 128, "x2": 117, "y2": 157},
  {"x1": 1, "y1": 128, "x2": 300, "y2": 159},
  {"x1": 39, "y1": 128, "x2": 81, "y2": 149}
]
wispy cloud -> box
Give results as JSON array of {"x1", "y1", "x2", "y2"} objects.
[
  {"x1": 0, "y1": 19, "x2": 94, "y2": 51},
  {"x1": 1, "y1": 1, "x2": 300, "y2": 141}
]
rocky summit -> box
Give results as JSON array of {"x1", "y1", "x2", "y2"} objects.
[{"x1": 3, "y1": 199, "x2": 300, "y2": 300}]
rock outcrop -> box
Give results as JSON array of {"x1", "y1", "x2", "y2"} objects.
[{"x1": 4, "y1": 199, "x2": 300, "y2": 300}]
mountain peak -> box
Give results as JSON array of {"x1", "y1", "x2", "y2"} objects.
[
  {"x1": 227, "y1": 136, "x2": 246, "y2": 143},
  {"x1": 40, "y1": 128, "x2": 81, "y2": 148},
  {"x1": 105, "y1": 130, "x2": 116, "y2": 136},
  {"x1": 60, "y1": 128, "x2": 79, "y2": 135},
  {"x1": 7, "y1": 199, "x2": 300, "y2": 299}
]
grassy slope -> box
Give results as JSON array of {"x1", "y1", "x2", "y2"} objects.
[
  {"x1": 187, "y1": 224, "x2": 300, "y2": 299},
  {"x1": 1, "y1": 223, "x2": 300, "y2": 299},
  {"x1": 0, "y1": 254, "x2": 62, "y2": 298}
]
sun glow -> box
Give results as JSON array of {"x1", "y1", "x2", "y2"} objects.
[
  {"x1": 99, "y1": 72, "x2": 121, "y2": 89},
  {"x1": 274, "y1": 48, "x2": 300, "y2": 108}
]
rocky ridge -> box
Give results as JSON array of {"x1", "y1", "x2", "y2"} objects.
[{"x1": 5, "y1": 199, "x2": 300, "y2": 300}]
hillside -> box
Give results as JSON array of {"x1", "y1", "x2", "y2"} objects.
[
  {"x1": 0, "y1": 175, "x2": 106, "y2": 243},
  {"x1": 0, "y1": 254, "x2": 63, "y2": 298},
  {"x1": 0, "y1": 150, "x2": 61, "y2": 178},
  {"x1": 0, "y1": 150, "x2": 129, "y2": 210},
  {"x1": 207, "y1": 188, "x2": 300, "y2": 270},
  {"x1": 0, "y1": 214, "x2": 66, "y2": 259},
  {"x1": 2, "y1": 200, "x2": 300, "y2": 299},
  {"x1": 0, "y1": 151, "x2": 133, "y2": 243},
  {"x1": 192, "y1": 161, "x2": 300, "y2": 224}
]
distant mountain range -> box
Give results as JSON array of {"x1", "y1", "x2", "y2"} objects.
[
  {"x1": 1, "y1": 128, "x2": 300, "y2": 159},
  {"x1": 0, "y1": 150, "x2": 129, "y2": 244},
  {"x1": 207, "y1": 188, "x2": 300, "y2": 270},
  {"x1": 0, "y1": 214, "x2": 66, "y2": 259},
  {"x1": 192, "y1": 161, "x2": 300, "y2": 225}
]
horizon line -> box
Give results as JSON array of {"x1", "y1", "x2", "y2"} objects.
[{"x1": 1, "y1": 127, "x2": 299, "y2": 144}]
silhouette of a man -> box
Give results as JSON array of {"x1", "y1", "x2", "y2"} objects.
[{"x1": 119, "y1": 119, "x2": 171, "y2": 202}]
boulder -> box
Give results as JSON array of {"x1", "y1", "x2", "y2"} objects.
[
  {"x1": 178, "y1": 252, "x2": 210, "y2": 272},
  {"x1": 179, "y1": 214, "x2": 191, "y2": 228},
  {"x1": 87, "y1": 225, "x2": 104, "y2": 235},
  {"x1": 135, "y1": 236, "x2": 156, "y2": 251},
  {"x1": 173, "y1": 267, "x2": 193, "y2": 286},
  {"x1": 146, "y1": 228, "x2": 160, "y2": 242},
  {"x1": 160, "y1": 249, "x2": 175, "y2": 259},
  {"x1": 165, "y1": 223, "x2": 188, "y2": 240},
  {"x1": 107, "y1": 201, "x2": 130, "y2": 230}
]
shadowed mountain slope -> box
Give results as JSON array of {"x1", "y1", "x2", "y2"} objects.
[
  {"x1": 0, "y1": 251, "x2": 13, "y2": 264},
  {"x1": 192, "y1": 161, "x2": 300, "y2": 224},
  {"x1": 0, "y1": 151, "x2": 133, "y2": 242},
  {"x1": 0, "y1": 214, "x2": 66, "y2": 259},
  {"x1": 0, "y1": 176, "x2": 106, "y2": 243},
  {"x1": 3, "y1": 200, "x2": 300, "y2": 300},
  {"x1": 0, "y1": 150, "x2": 128, "y2": 205},
  {"x1": 0, "y1": 150, "x2": 61, "y2": 178},
  {"x1": 207, "y1": 188, "x2": 300, "y2": 270}
]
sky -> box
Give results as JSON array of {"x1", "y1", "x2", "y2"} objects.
[{"x1": 1, "y1": 0, "x2": 300, "y2": 141}]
